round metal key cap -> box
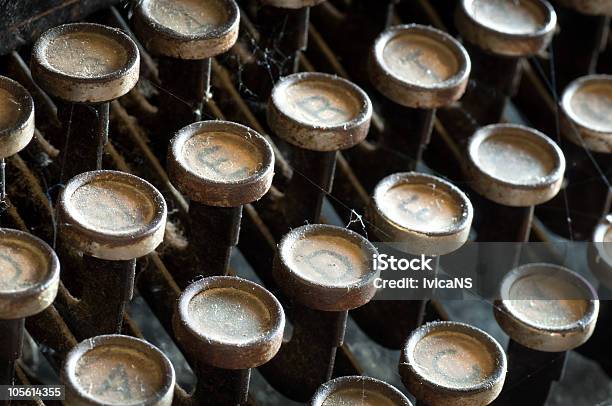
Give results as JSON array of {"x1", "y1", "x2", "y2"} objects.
[
  {"x1": 133, "y1": 0, "x2": 239, "y2": 60},
  {"x1": 455, "y1": 0, "x2": 557, "y2": 57},
  {"x1": 466, "y1": 124, "x2": 565, "y2": 207},
  {"x1": 168, "y1": 120, "x2": 274, "y2": 207},
  {"x1": 311, "y1": 376, "x2": 412, "y2": 406},
  {"x1": 173, "y1": 276, "x2": 284, "y2": 370},
  {"x1": 31, "y1": 23, "x2": 139, "y2": 103},
  {"x1": 0, "y1": 229, "x2": 59, "y2": 320},
  {"x1": 369, "y1": 172, "x2": 473, "y2": 255},
  {"x1": 62, "y1": 335, "x2": 175, "y2": 406},
  {"x1": 369, "y1": 24, "x2": 471, "y2": 109},
  {"x1": 268, "y1": 72, "x2": 372, "y2": 152},
  {"x1": 0, "y1": 76, "x2": 34, "y2": 160},
  {"x1": 59, "y1": 170, "x2": 167, "y2": 261},
  {"x1": 494, "y1": 263, "x2": 599, "y2": 352},
  {"x1": 275, "y1": 224, "x2": 379, "y2": 312},
  {"x1": 561, "y1": 74, "x2": 612, "y2": 153},
  {"x1": 400, "y1": 321, "x2": 507, "y2": 406}
]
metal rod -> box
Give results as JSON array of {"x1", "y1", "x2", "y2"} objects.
[
  {"x1": 258, "y1": 6, "x2": 310, "y2": 76},
  {"x1": 154, "y1": 57, "x2": 211, "y2": 156},
  {"x1": 56, "y1": 102, "x2": 109, "y2": 182},
  {"x1": 193, "y1": 363, "x2": 251, "y2": 405},
  {"x1": 186, "y1": 203, "x2": 243, "y2": 281},
  {"x1": 0, "y1": 158, "x2": 6, "y2": 202},
  {"x1": 476, "y1": 201, "x2": 534, "y2": 298},
  {"x1": 259, "y1": 303, "x2": 348, "y2": 402},
  {"x1": 497, "y1": 339, "x2": 567, "y2": 405},
  {"x1": 283, "y1": 149, "x2": 337, "y2": 230},
  {"x1": 0, "y1": 318, "x2": 25, "y2": 385},
  {"x1": 70, "y1": 256, "x2": 136, "y2": 338}
]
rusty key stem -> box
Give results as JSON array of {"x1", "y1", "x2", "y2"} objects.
[
  {"x1": 188, "y1": 363, "x2": 250, "y2": 406},
  {"x1": 56, "y1": 101, "x2": 109, "y2": 183},
  {"x1": 182, "y1": 203, "x2": 243, "y2": 283},
  {"x1": 496, "y1": 339, "x2": 567, "y2": 406},
  {"x1": 283, "y1": 148, "x2": 336, "y2": 231},
  {"x1": 259, "y1": 302, "x2": 347, "y2": 402},
  {"x1": 0, "y1": 318, "x2": 25, "y2": 386},
  {"x1": 64, "y1": 256, "x2": 135, "y2": 339},
  {"x1": 257, "y1": 6, "x2": 310, "y2": 76},
  {"x1": 155, "y1": 57, "x2": 211, "y2": 156}
]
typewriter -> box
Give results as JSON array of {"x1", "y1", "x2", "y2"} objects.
[{"x1": 0, "y1": 0, "x2": 611, "y2": 405}]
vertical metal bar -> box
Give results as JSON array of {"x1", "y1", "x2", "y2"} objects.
[
  {"x1": 185, "y1": 203, "x2": 243, "y2": 281},
  {"x1": 283, "y1": 149, "x2": 337, "y2": 229},
  {"x1": 72, "y1": 256, "x2": 136, "y2": 337},
  {"x1": 0, "y1": 158, "x2": 6, "y2": 202},
  {"x1": 0, "y1": 318, "x2": 25, "y2": 385},
  {"x1": 56, "y1": 102, "x2": 108, "y2": 182},
  {"x1": 497, "y1": 340, "x2": 567, "y2": 405},
  {"x1": 193, "y1": 363, "x2": 251, "y2": 405}
]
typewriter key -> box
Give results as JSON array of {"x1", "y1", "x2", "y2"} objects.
[
  {"x1": 467, "y1": 124, "x2": 565, "y2": 208},
  {"x1": 0, "y1": 229, "x2": 59, "y2": 385},
  {"x1": 62, "y1": 335, "x2": 175, "y2": 406},
  {"x1": 493, "y1": 263, "x2": 598, "y2": 404},
  {"x1": 370, "y1": 172, "x2": 473, "y2": 256},
  {"x1": 261, "y1": 224, "x2": 379, "y2": 401},
  {"x1": 0, "y1": 76, "x2": 35, "y2": 201},
  {"x1": 369, "y1": 24, "x2": 470, "y2": 168},
  {"x1": 311, "y1": 376, "x2": 412, "y2": 406},
  {"x1": 456, "y1": 0, "x2": 556, "y2": 57},
  {"x1": 173, "y1": 276, "x2": 284, "y2": 405},
  {"x1": 31, "y1": 23, "x2": 139, "y2": 181},
  {"x1": 59, "y1": 170, "x2": 166, "y2": 336},
  {"x1": 133, "y1": 0, "x2": 240, "y2": 148},
  {"x1": 467, "y1": 124, "x2": 565, "y2": 294},
  {"x1": 352, "y1": 172, "x2": 473, "y2": 348},
  {"x1": 268, "y1": 72, "x2": 371, "y2": 228},
  {"x1": 399, "y1": 321, "x2": 507, "y2": 406},
  {"x1": 455, "y1": 0, "x2": 556, "y2": 124},
  {"x1": 561, "y1": 74, "x2": 612, "y2": 153},
  {"x1": 168, "y1": 120, "x2": 274, "y2": 280}
]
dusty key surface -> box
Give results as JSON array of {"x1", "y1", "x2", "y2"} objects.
[
  {"x1": 467, "y1": 124, "x2": 565, "y2": 207},
  {"x1": 173, "y1": 276, "x2": 285, "y2": 369},
  {"x1": 561, "y1": 74, "x2": 612, "y2": 152},
  {"x1": 456, "y1": 0, "x2": 557, "y2": 56},
  {"x1": 275, "y1": 224, "x2": 379, "y2": 312},
  {"x1": 494, "y1": 263, "x2": 599, "y2": 352},
  {"x1": 311, "y1": 376, "x2": 412, "y2": 406},
  {"x1": 168, "y1": 120, "x2": 274, "y2": 206},
  {"x1": 59, "y1": 170, "x2": 167, "y2": 261},
  {"x1": 369, "y1": 24, "x2": 471, "y2": 108},
  {"x1": 268, "y1": 72, "x2": 372, "y2": 151},
  {"x1": 400, "y1": 321, "x2": 507, "y2": 406},
  {"x1": 0, "y1": 76, "x2": 35, "y2": 159},
  {"x1": 133, "y1": 0, "x2": 239, "y2": 59},
  {"x1": 0, "y1": 229, "x2": 60, "y2": 320},
  {"x1": 369, "y1": 172, "x2": 473, "y2": 255},
  {"x1": 31, "y1": 23, "x2": 139, "y2": 103},
  {"x1": 62, "y1": 335, "x2": 175, "y2": 406}
]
